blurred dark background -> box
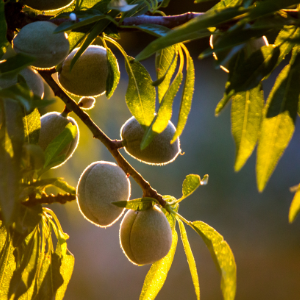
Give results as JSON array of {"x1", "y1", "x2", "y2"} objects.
[{"x1": 44, "y1": 0, "x2": 300, "y2": 299}]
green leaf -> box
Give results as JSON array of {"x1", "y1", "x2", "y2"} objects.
[
  {"x1": 54, "y1": 249, "x2": 75, "y2": 300},
  {"x1": 8, "y1": 229, "x2": 40, "y2": 300},
  {"x1": 139, "y1": 229, "x2": 178, "y2": 300},
  {"x1": 112, "y1": 198, "x2": 157, "y2": 211},
  {"x1": 155, "y1": 46, "x2": 178, "y2": 103},
  {"x1": 209, "y1": 0, "x2": 241, "y2": 12},
  {"x1": 231, "y1": 85, "x2": 264, "y2": 171},
  {"x1": 0, "y1": 100, "x2": 24, "y2": 225},
  {"x1": 275, "y1": 26, "x2": 300, "y2": 65},
  {"x1": 178, "y1": 220, "x2": 200, "y2": 300},
  {"x1": 43, "y1": 123, "x2": 78, "y2": 168},
  {"x1": 140, "y1": 71, "x2": 183, "y2": 150},
  {"x1": 106, "y1": 47, "x2": 120, "y2": 99},
  {"x1": 190, "y1": 221, "x2": 236, "y2": 300},
  {"x1": 0, "y1": 0, "x2": 8, "y2": 57},
  {"x1": 289, "y1": 186, "x2": 300, "y2": 223},
  {"x1": 33, "y1": 252, "x2": 64, "y2": 300},
  {"x1": 23, "y1": 108, "x2": 41, "y2": 145},
  {"x1": 172, "y1": 54, "x2": 195, "y2": 143},
  {"x1": 0, "y1": 227, "x2": 16, "y2": 299},
  {"x1": 256, "y1": 54, "x2": 300, "y2": 192},
  {"x1": 181, "y1": 174, "x2": 201, "y2": 200},
  {"x1": 135, "y1": 7, "x2": 244, "y2": 61},
  {"x1": 125, "y1": 56, "x2": 156, "y2": 126}
]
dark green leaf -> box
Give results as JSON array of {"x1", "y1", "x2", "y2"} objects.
[
  {"x1": 112, "y1": 198, "x2": 157, "y2": 211},
  {"x1": 231, "y1": 85, "x2": 264, "y2": 171},
  {"x1": 172, "y1": 55, "x2": 195, "y2": 143},
  {"x1": 178, "y1": 220, "x2": 200, "y2": 300},
  {"x1": 181, "y1": 174, "x2": 201, "y2": 200},
  {"x1": 256, "y1": 54, "x2": 300, "y2": 192},
  {"x1": 155, "y1": 46, "x2": 178, "y2": 102},
  {"x1": 9, "y1": 229, "x2": 40, "y2": 300},
  {"x1": 190, "y1": 221, "x2": 236, "y2": 300},
  {"x1": 106, "y1": 47, "x2": 120, "y2": 99},
  {"x1": 125, "y1": 56, "x2": 156, "y2": 126},
  {"x1": 135, "y1": 7, "x2": 244, "y2": 61},
  {"x1": 139, "y1": 229, "x2": 178, "y2": 300},
  {"x1": 225, "y1": 45, "x2": 280, "y2": 95},
  {"x1": 23, "y1": 108, "x2": 41, "y2": 145},
  {"x1": 43, "y1": 123, "x2": 78, "y2": 168},
  {"x1": 0, "y1": 53, "x2": 36, "y2": 76},
  {"x1": 0, "y1": 100, "x2": 24, "y2": 225},
  {"x1": 122, "y1": 24, "x2": 170, "y2": 37},
  {"x1": 160, "y1": 0, "x2": 171, "y2": 7}
]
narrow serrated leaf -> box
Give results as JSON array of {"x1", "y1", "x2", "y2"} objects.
[
  {"x1": 105, "y1": 47, "x2": 120, "y2": 98},
  {"x1": 209, "y1": 0, "x2": 241, "y2": 12},
  {"x1": 125, "y1": 56, "x2": 156, "y2": 126},
  {"x1": 172, "y1": 55, "x2": 195, "y2": 143},
  {"x1": 112, "y1": 198, "x2": 157, "y2": 211},
  {"x1": 256, "y1": 54, "x2": 300, "y2": 192},
  {"x1": 122, "y1": 24, "x2": 170, "y2": 37},
  {"x1": 231, "y1": 85, "x2": 264, "y2": 171},
  {"x1": 178, "y1": 220, "x2": 200, "y2": 300},
  {"x1": 190, "y1": 221, "x2": 236, "y2": 300},
  {"x1": 51, "y1": 178, "x2": 76, "y2": 195},
  {"x1": 0, "y1": 53, "x2": 36, "y2": 76},
  {"x1": 155, "y1": 46, "x2": 178, "y2": 102},
  {"x1": 139, "y1": 229, "x2": 178, "y2": 300},
  {"x1": 0, "y1": 1, "x2": 8, "y2": 57}
]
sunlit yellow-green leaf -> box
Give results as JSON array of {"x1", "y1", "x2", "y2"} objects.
[
  {"x1": 180, "y1": 174, "x2": 201, "y2": 201},
  {"x1": 106, "y1": 47, "x2": 120, "y2": 99},
  {"x1": 231, "y1": 85, "x2": 264, "y2": 171},
  {"x1": 139, "y1": 229, "x2": 178, "y2": 300},
  {"x1": 178, "y1": 220, "x2": 200, "y2": 300},
  {"x1": 190, "y1": 221, "x2": 236, "y2": 300},
  {"x1": 256, "y1": 53, "x2": 300, "y2": 192},
  {"x1": 289, "y1": 185, "x2": 300, "y2": 223}
]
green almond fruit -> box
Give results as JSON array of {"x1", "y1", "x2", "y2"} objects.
[
  {"x1": 77, "y1": 161, "x2": 131, "y2": 227},
  {"x1": 120, "y1": 206, "x2": 172, "y2": 265},
  {"x1": 23, "y1": 0, "x2": 74, "y2": 11}
]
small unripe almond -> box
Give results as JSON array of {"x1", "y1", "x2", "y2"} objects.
[
  {"x1": 120, "y1": 116, "x2": 181, "y2": 165},
  {"x1": 38, "y1": 112, "x2": 79, "y2": 167},
  {"x1": 23, "y1": 0, "x2": 74, "y2": 11},
  {"x1": 58, "y1": 45, "x2": 110, "y2": 97},
  {"x1": 13, "y1": 21, "x2": 69, "y2": 69},
  {"x1": 0, "y1": 67, "x2": 44, "y2": 98},
  {"x1": 77, "y1": 161, "x2": 131, "y2": 227},
  {"x1": 120, "y1": 206, "x2": 172, "y2": 265}
]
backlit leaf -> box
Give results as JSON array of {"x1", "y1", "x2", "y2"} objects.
[
  {"x1": 125, "y1": 56, "x2": 156, "y2": 126},
  {"x1": 256, "y1": 53, "x2": 300, "y2": 192},
  {"x1": 181, "y1": 174, "x2": 201, "y2": 200},
  {"x1": 231, "y1": 85, "x2": 264, "y2": 171},
  {"x1": 178, "y1": 220, "x2": 200, "y2": 300},
  {"x1": 139, "y1": 229, "x2": 178, "y2": 300},
  {"x1": 289, "y1": 186, "x2": 300, "y2": 223},
  {"x1": 0, "y1": 1, "x2": 8, "y2": 57},
  {"x1": 43, "y1": 123, "x2": 78, "y2": 168},
  {"x1": 172, "y1": 55, "x2": 195, "y2": 143},
  {"x1": 23, "y1": 108, "x2": 41, "y2": 145},
  {"x1": 52, "y1": 178, "x2": 76, "y2": 195},
  {"x1": 106, "y1": 47, "x2": 120, "y2": 99},
  {"x1": 190, "y1": 221, "x2": 236, "y2": 300}
]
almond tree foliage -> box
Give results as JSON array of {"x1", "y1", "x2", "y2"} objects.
[{"x1": 1, "y1": 0, "x2": 300, "y2": 299}]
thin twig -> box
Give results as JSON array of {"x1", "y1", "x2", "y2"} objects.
[{"x1": 38, "y1": 70, "x2": 166, "y2": 207}]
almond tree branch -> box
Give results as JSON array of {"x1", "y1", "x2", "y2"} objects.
[{"x1": 38, "y1": 70, "x2": 166, "y2": 207}]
